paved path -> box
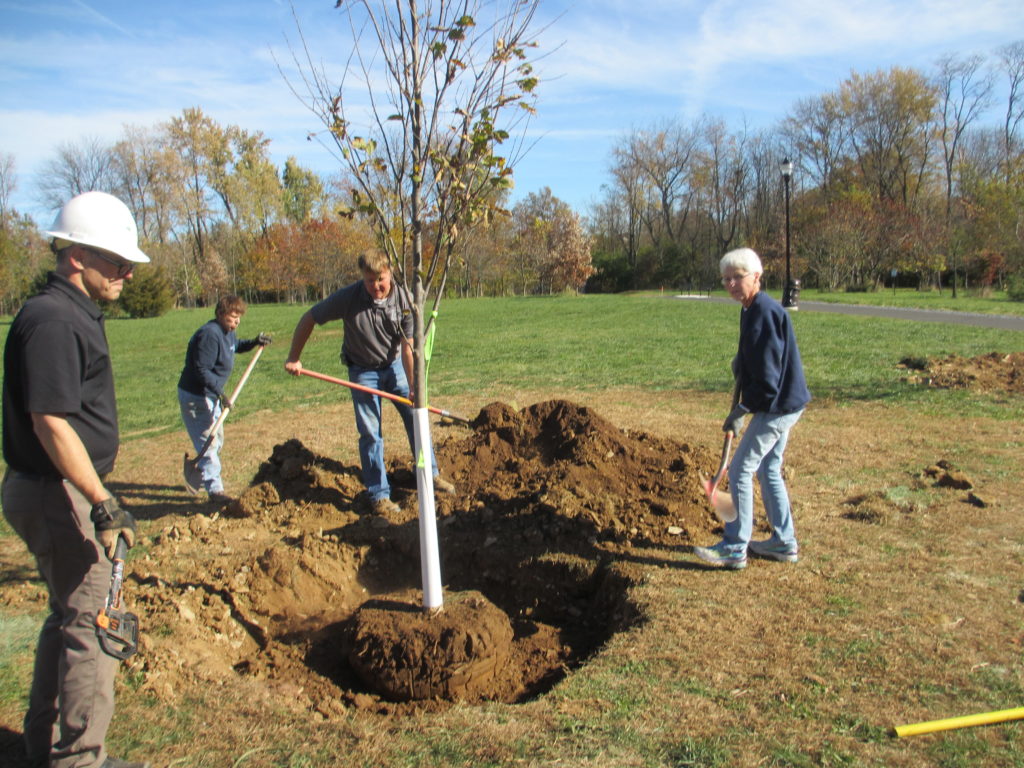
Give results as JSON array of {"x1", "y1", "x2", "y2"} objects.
[{"x1": 673, "y1": 295, "x2": 1024, "y2": 331}]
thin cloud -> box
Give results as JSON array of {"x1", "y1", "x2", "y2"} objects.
[
  {"x1": 533, "y1": 0, "x2": 1021, "y2": 126},
  {"x1": 680, "y1": 0, "x2": 1017, "y2": 116},
  {"x1": 69, "y1": 0, "x2": 134, "y2": 37}
]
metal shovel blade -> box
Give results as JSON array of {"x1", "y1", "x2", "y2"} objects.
[
  {"x1": 98, "y1": 608, "x2": 139, "y2": 660},
  {"x1": 706, "y1": 480, "x2": 737, "y2": 523},
  {"x1": 183, "y1": 453, "x2": 203, "y2": 495},
  {"x1": 704, "y1": 432, "x2": 737, "y2": 523}
]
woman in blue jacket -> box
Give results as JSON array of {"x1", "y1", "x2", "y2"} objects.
[
  {"x1": 178, "y1": 295, "x2": 269, "y2": 502},
  {"x1": 694, "y1": 248, "x2": 811, "y2": 570}
]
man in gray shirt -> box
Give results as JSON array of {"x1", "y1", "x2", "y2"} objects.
[{"x1": 284, "y1": 249, "x2": 454, "y2": 513}]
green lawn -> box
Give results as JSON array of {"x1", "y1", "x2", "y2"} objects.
[{"x1": 2, "y1": 291, "x2": 1023, "y2": 441}]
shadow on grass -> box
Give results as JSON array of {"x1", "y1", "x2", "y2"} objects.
[
  {"x1": 106, "y1": 480, "x2": 225, "y2": 522},
  {"x1": 0, "y1": 561, "x2": 39, "y2": 585}
]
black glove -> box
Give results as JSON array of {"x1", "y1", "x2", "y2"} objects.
[
  {"x1": 91, "y1": 498, "x2": 137, "y2": 559},
  {"x1": 723, "y1": 404, "x2": 749, "y2": 436},
  {"x1": 256, "y1": 332, "x2": 272, "y2": 346},
  {"x1": 218, "y1": 392, "x2": 232, "y2": 410}
]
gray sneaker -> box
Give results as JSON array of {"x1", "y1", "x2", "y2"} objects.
[
  {"x1": 693, "y1": 541, "x2": 747, "y2": 570},
  {"x1": 748, "y1": 539, "x2": 799, "y2": 562}
]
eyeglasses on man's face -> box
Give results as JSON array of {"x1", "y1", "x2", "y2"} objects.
[
  {"x1": 721, "y1": 273, "x2": 750, "y2": 286},
  {"x1": 86, "y1": 248, "x2": 135, "y2": 278}
]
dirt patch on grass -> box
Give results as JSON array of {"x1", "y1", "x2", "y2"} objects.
[
  {"x1": 841, "y1": 458, "x2": 986, "y2": 524},
  {"x1": 898, "y1": 350, "x2": 1024, "y2": 393}
]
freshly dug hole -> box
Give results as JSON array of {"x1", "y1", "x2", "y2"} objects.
[{"x1": 126, "y1": 400, "x2": 724, "y2": 714}]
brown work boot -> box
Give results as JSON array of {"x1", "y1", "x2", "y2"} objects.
[
  {"x1": 372, "y1": 497, "x2": 400, "y2": 515},
  {"x1": 208, "y1": 491, "x2": 233, "y2": 506},
  {"x1": 433, "y1": 475, "x2": 456, "y2": 495}
]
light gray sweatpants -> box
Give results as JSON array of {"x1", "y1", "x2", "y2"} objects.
[{"x1": 2, "y1": 469, "x2": 118, "y2": 768}]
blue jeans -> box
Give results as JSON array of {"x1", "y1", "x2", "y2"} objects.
[
  {"x1": 723, "y1": 409, "x2": 804, "y2": 553},
  {"x1": 349, "y1": 359, "x2": 437, "y2": 502},
  {"x1": 178, "y1": 387, "x2": 224, "y2": 494}
]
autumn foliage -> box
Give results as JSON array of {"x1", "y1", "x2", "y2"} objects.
[{"x1": 241, "y1": 217, "x2": 375, "y2": 303}]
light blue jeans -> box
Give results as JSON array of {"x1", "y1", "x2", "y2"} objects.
[
  {"x1": 722, "y1": 409, "x2": 804, "y2": 553},
  {"x1": 178, "y1": 387, "x2": 224, "y2": 494},
  {"x1": 349, "y1": 359, "x2": 437, "y2": 502}
]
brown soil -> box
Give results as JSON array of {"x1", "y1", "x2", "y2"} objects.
[
  {"x1": 348, "y1": 590, "x2": 514, "y2": 701},
  {"x1": 52, "y1": 399, "x2": 723, "y2": 716},
  {"x1": 898, "y1": 350, "x2": 1024, "y2": 393}
]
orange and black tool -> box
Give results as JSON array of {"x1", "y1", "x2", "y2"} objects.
[{"x1": 96, "y1": 534, "x2": 139, "y2": 660}]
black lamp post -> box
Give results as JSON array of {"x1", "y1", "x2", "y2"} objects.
[{"x1": 780, "y1": 157, "x2": 799, "y2": 310}]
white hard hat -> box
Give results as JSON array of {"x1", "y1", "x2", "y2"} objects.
[{"x1": 45, "y1": 191, "x2": 150, "y2": 263}]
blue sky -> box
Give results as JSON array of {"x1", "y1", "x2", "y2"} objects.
[{"x1": 2, "y1": 0, "x2": 1023, "y2": 226}]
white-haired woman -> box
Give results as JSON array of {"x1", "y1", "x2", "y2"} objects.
[{"x1": 694, "y1": 247, "x2": 811, "y2": 569}]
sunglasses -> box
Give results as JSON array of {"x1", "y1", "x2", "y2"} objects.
[{"x1": 86, "y1": 248, "x2": 135, "y2": 278}]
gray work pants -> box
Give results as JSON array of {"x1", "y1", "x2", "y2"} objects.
[{"x1": 2, "y1": 469, "x2": 117, "y2": 768}]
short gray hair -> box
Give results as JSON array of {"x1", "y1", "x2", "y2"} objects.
[{"x1": 720, "y1": 247, "x2": 763, "y2": 276}]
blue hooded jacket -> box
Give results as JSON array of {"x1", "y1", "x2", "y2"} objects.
[
  {"x1": 178, "y1": 319, "x2": 258, "y2": 398},
  {"x1": 736, "y1": 290, "x2": 811, "y2": 414}
]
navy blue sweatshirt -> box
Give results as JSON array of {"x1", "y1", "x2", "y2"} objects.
[
  {"x1": 737, "y1": 290, "x2": 811, "y2": 414},
  {"x1": 177, "y1": 319, "x2": 258, "y2": 398}
]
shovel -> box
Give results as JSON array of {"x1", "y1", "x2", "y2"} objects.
[
  {"x1": 296, "y1": 367, "x2": 471, "y2": 425},
  {"x1": 703, "y1": 379, "x2": 740, "y2": 523},
  {"x1": 183, "y1": 344, "x2": 265, "y2": 494}
]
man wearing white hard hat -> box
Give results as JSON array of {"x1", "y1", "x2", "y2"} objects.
[{"x1": 2, "y1": 191, "x2": 152, "y2": 768}]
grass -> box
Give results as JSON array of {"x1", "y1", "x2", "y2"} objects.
[
  {"x1": 2, "y1": 291, "x2": 1022, "y2": 442},
  {"x1": 0, "y1": 612, "x2": 37, "y2": 708},
  {"x1": 663, "y1": 736, "x2": 732, "y2": 766}
]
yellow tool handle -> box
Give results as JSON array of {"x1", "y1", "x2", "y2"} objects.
[{"x1": 894, "y1": 706, "x2": 1024, "y2": 737}]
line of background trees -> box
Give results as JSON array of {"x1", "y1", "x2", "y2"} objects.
[
  {"x1": 1, "y1": 40, "x2": 1023, "y2": 317},
  {"x1": 0, "y1": 104, "x2": 594, "y2": 316},
  {"x1": 591, "y1": 41, "x2": 1024, "y2": 297}
]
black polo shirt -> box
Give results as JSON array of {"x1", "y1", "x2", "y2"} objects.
[{"x1": 2, "y1": 272, "x2": 120, "y2": 477}]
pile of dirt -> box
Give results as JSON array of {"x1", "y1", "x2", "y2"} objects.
[
  {"x1": 841, "y1": 491, "x2": 906, "y2": 524},
  {"x1": 898, "y1": 351, "x2": 1024, "y2": 393},
  {"x1": 120, "y1": 400, "x2": 722, "y2": 716},
  {"x1": 923, "y1": 459, "x2": 989, "y2": 508},
  {"x1": 922, "y1": 459, "x2": 974, "y2": 490},
  {"x1": 445, "y1": 400, "x2": 719, "y2": 547}
]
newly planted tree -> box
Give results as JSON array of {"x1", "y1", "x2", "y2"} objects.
[{"x1": 287, "y1": 0, "x2": 543, "y2": 609}]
